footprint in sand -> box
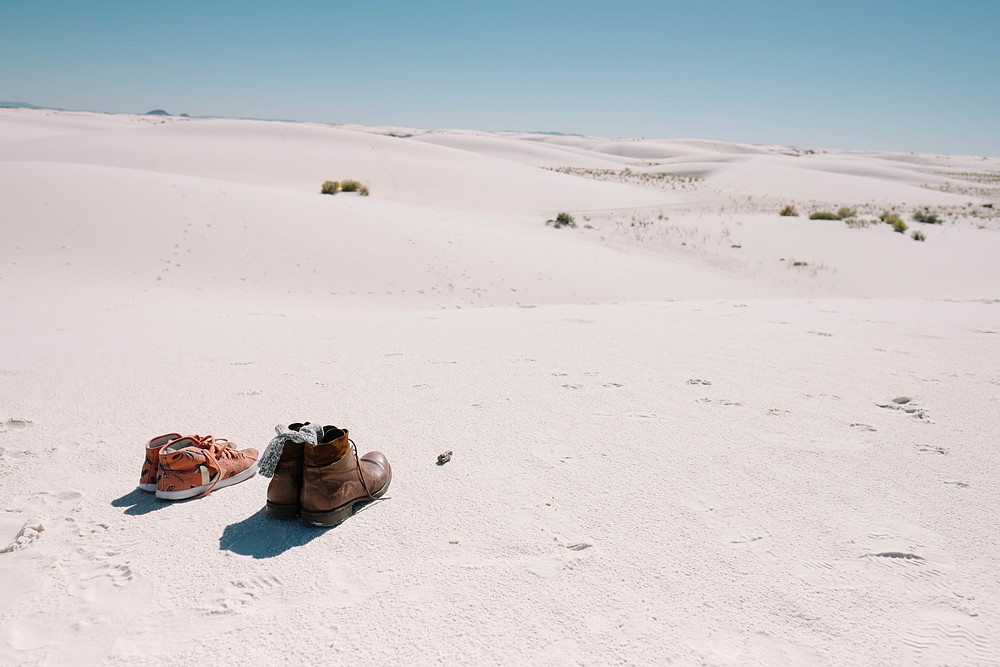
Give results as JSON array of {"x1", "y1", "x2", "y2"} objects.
[
  {"x1": 531, "y1": 439, "x2": 579, "y2": 465},
  {"x1": 1, "y1": 418, "x2": 33, "y2": 432},
  {"x1": 0, "y1": 491, "x2": 83, "y2": 552},
  {"x1": 203, "y1": 574, "x2": 284, "y2": 615},
  {"x1": 799, "y1": 524, "x2": 953, "y2": 598},
  {"x1": 23, "y1": 490, "x2": 83, "y2": 514},
  {"x1": 4, "y1": 546, "x2": 150, "y2": 665},
  {"x1": 683, "y1": 497, "x2": 771, "y2": 555},
  {"x1": 877, "y1": 396, "x2": 929, "y2": 420},
  {"x1": 66, "y1": 561, "x2": 135, "y2": 600}
]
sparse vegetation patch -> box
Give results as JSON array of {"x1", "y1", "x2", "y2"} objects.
[
  {"x1": 843, "y1": 218, "x2": 876, "y2": 228},
  {"x1": 913, "y1": 209, "x2": 942, "y2": 224},
  {"x1": 912, "y1": 230, "x2": 926, "y2": 241},
  {"x1": 779, "y1": 205, "x2": 798, "y2": 217},
  {"x1": 836, "y1": 207, "x2": 857, "y2": 220},
  {"x1": 547, "y1": 212, "x2": 577, "y2": 229},
  {"x1": 881, "y1": 212, "x2": 908, "y2": 233},
  {"x1": 321, "y1": 179, "x2": 369, "y2": 196},
  {"x1": 546, "y1": 167, "x2": 701, "y2": 192},
  {"x1": 809, "y1": 211, "x2": 839, "y2": 220}
]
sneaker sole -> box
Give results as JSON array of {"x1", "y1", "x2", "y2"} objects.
[
  {"x1": 137, "y1": 482, "x2": 157, "y2": 493},
  {"x1": 299, "y1": 475, "x2": 390, "y2": 527},
  {"x1": 155, "y1": 461, "x2": 259, "y2": 501}
]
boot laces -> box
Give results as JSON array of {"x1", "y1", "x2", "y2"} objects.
[{"x1": 350, "y1": 439, "x2": 389, "y2": 501}]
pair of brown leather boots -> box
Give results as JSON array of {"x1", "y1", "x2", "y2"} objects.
[{"x1": 265, "y1": 424, "x2": 391, "y2": 527}]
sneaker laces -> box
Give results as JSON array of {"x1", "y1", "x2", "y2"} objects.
[
  {"x1": 191, "y1": 440, "x2": 247, "y2": 498},
  {"x1": 204, "y1": 440, "x2": 243, "y2": 460},
  {"x1": 177, "y1": 434, "x2": 227, "y2": 451}
]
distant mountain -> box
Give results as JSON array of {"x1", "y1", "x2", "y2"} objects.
[
  {"x1": 0, "y1": 102, "x2": 43, "y2": 109},
  {"x1": 529, "y1": 130, "x2": 584, "y2": 137},
  {"x1": 145, "y1": 109, "x2": 170, "y2": 116}
]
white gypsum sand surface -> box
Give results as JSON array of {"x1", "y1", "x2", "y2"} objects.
[{"x1": 1, "y1": 108, "x2": 999, "y2": 665}]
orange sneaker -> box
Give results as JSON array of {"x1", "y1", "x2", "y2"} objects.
[
  {"x1": 139, "y1": 433, "x2": 183, "y2": 492},
  {"x1": 155, "y1": 436, "x2": 259, "y2": 500}
]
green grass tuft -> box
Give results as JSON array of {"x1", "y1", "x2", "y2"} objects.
[
  {"x1": 809, "y1": 211, "x2": 839, "y2": 220},
  {"x1": 779, "y1": 205, "x2": 798, "y2": 217}
]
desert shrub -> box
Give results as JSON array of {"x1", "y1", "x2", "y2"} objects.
[
  {"x1": 547, "y1": 212, "x2": 576, "y2": 229},
  {"x1": 843, "y1": 218, "x2": 874, "y2": 228},
  {"x1": 913, "y1": 209, "x2": 942, "y2": 224},
  {"x1": 359, "y1": 184, "x2": 370, "y2": 196},
  {"x1": 809, "y1": 211, "x2": 839, "y2": 220},
  {"x1": 912, "y1": 230, "x2": 926, "y2": 241},
  {"x1": 340, "y1": 179, "x2": 363, "y2": 192},
  {"x1": 779, "y1": 205, "x2": 798, "y2": 217},
  {"x1": 880, "y1": 211, "x2": 909, "y2": 232},
  {"x1": 880, "y1": 213, "x2": 908, "y2": 233},
  {"x1": 836, "y1": 207, "x2": 857, "y2": 219},
  {"x1": 321, "y1": 180, "x2": 340, "y2": 195}
]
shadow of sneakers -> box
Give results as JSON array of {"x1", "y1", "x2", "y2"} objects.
[{"x1": 111, "y1": 488, "x2": 170, "y2": 516}]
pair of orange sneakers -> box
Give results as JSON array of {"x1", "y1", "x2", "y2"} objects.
[{"x1": 138, "y1": 433, "x2": 259, "y2": 500}]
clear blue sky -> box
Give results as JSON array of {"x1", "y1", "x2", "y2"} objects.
[{"x1": 2, "y1": 0, "x2": 998, "y2": 155}]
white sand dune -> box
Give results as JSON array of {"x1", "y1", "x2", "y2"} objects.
[{"x1": 1, "y1": 108, "x2": 999, "y2": 665}]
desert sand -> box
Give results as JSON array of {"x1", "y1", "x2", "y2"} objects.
[{"x1": 1, "y1": 108, "x2": 998, "y2": 665}]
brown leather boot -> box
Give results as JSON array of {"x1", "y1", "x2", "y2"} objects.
[
  {"x1": 265, "y1": 422, "x2": 309, "y2": 519},
  {"x1": 300, "y1": 426, "x2": 391, "y2": 527}
]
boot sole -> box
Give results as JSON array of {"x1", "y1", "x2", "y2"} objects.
[
  {"x1": 299, "y1": 477, "x2": 390, "y2": 527},
  {"x1": 266, "y1": 500, "x2": 301, "y2": 519}
]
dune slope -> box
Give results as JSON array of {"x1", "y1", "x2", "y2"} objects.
[{"x1": 1, "y1": 109, "x2": 999, "y2": 665}]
